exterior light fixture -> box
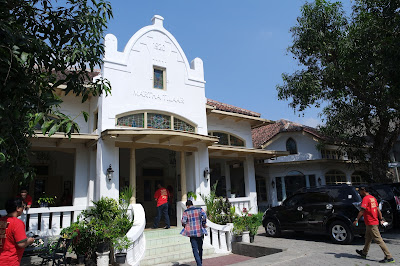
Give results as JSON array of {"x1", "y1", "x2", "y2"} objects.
[
  {"x1": 106, "y1": 164, "x2": 114, "y2": 182},
  {"x1": 318, "y1": 177, "x2": 322, "y2": 186},
  {"x1": 271, "y1": 180, "x2": 275, "y2": 188},
  {"x1": 203, "y1": 167, "x2": 210, "y2": 180}
]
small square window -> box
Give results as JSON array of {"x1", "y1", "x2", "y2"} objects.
[{"x1": 154, "y1": 68, "x2": 164, "y2": 89}]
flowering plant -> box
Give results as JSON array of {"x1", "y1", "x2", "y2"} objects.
[
  {"x1": 233, "y1": 208, "x2": 262, "y2": 236},
  {"x1": 37, "y1": 193, "x2": 56, "y2": 206}
]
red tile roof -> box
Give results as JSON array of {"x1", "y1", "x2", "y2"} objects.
[
  {"x1": 207, "y1": 99, "x2": 261, "y2": 118},
  {"x1": 54, "y1": 70, "x2": 101, "y2": 83},
  {"x1": 252, "y1": 119, "x2": 325, "y2": 148}
]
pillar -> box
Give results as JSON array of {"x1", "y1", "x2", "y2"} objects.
[
  {"x1": 129, "y1": 148, "x2": 136, "y2": 204},
  {"x1": 181, "y1": 151, "x2": 187, "y2": 202}
]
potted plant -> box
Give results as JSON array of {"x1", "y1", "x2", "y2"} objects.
[
  {"x1": 229, "y1": 188, "x2": 236, "y2": 198},
  {"x1": 37, "y1": 193, "x2": 56, "y2": 207},
  {"x1": 187, "y1": 191, "x2": 197, "y2": 201},
  {"x1": 113, "y1": 236, "x2": 132, "y2": 264}
]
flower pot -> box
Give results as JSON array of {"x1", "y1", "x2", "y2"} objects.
[
  {"x1": 250, "y1": 235, "x2": 255, "y2": 243},
  {"x1": 96, "y1": 241, "x2": 110, "y2": 253},
  {"x1": 115, "y1": 252, "x2": 127, "y2": 264},
  {"x1": 77, "y1": 254, "x2": 85, "y2": 264},
  {"x1": 231, "y1": 194, "x2": 236, "y2": 198},
  {"x1": 242, "y1": 231, "x2": 250, "y2": 243},
  {"x1": 40, "y1": 202, "x2": 48, "y2": 207}
]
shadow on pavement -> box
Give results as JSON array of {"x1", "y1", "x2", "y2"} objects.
[{"x1": 325, "y1": 252, "x2": 379, "y2": 263}]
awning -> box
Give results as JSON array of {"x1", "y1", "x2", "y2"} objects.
[
  {"x1": 208, "y1": 145, "x2": 289, "y2": 160},
  {"x1": 206, "y1": 107, "x2": 274, "y2": 128},
  {"x1": 30, "y1": 132, "x2": 99, "y2": 148},
  {"x1": 102, "y1": 129, "x2": 218, "y2": 152}
]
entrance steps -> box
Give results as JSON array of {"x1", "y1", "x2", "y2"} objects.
[{"x1": 141, "y1": 227, "x2": 215, "y2": 265}]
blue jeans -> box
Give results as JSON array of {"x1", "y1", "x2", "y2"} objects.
[
  {"x1": 153, "y1": 203, "x2": 170, "y2": 228},
  {"x1": 190, "y1": 236, "x2": 203, "y2": 266}
]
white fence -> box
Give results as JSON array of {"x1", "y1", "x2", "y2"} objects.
[{"x1": 0, "y1": 206, "x2": 87, "y2": 236}]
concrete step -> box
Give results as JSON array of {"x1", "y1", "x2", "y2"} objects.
[{"x1": 142, "y1": 228, "x2": 215, "y2": 266}]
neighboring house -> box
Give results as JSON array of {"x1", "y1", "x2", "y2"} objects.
[{"x1": 252, "y1": 119, "x2": 370, "y2": 208}]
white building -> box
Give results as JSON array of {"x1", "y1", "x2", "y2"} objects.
[
  {"x1": 0, "y1": 16, "x2": 287, "y2": 252},
  {"x1": 253, "y1": 119, "x2": 370, "y2": 208}
]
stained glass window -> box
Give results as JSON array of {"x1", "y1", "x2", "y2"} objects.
[
  {"x1": 147, "y1": 113, "x2": 171, "y2": 129},
  {"x1": 116, "y1": 113, "x2": 144, "y2": 128},
  {"x1": 174, "y1": 118, "x2": 195, "y2": 132},
  {"x1": 154, "y1": 68, "x2": 164, "y2": 89},
  {"x1": 213, "y1": 132, "x2": 229, "y2": 145},
  {"x1": 230, "y1": 135, "x2": 244, "y2": 146}
]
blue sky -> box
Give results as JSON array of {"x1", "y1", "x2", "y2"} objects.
[{"x1": 105, "y1": 0, "x2": 351, "y2": 128}]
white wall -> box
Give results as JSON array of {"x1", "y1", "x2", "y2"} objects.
[{"x1": 207, "y1": 116, "x2": 253, "y2": 148}]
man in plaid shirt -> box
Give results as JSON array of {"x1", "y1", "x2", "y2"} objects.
[{"x1": 180, "y1": 200, "x2": 207, "y2": 266}]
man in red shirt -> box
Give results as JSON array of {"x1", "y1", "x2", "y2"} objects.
[
  {"x1": 152, "y1": 183, "x2": 170, "y2": 229},
  {"x1": 0, "y1": 198, "x2": 35, "y2": 265},
  {"x1": 354, "y1": 187, "x2": 394, "y2": 263},
  {"x1": 17, "y1": 188, "x2": 32, "y2": 210}
]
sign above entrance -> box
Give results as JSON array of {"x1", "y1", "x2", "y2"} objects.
[{"x1": 133, "y1": 90, "x2": 184, "y2": 104}]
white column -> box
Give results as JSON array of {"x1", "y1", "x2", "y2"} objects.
[
  {"x1": 73, "y1": 146, "x2": 89, "y2": 206},
  {"x1": 346, "y1": 172, "x2": 352, "y2": 184},
  {"x1": 88, "y1": 148, "x2": 96, "y2": 206},
  {"x1": 96, "y1": 139, "x2": 119, "y2": 201},
  {"x1": 130, "y1": 148, "x2": 136, "y2": 204},
  {"x1": 244, "y1": 155, "x2": 257, "y2": 214},
  {"x1": 180, "y1": 151, "x2": 187, "y2": 202}
]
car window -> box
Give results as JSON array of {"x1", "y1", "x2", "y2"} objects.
[
  {"x1": 304, "y1": 192, "x2": 332, "y2": 204},
  {"x1": 374, "y1": 187, "x2": 393, "y2": 200},
  {"x1": 284, "y1": 194, "x2": 305, "y2": 207}
]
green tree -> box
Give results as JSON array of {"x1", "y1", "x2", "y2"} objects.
[
  {"x1": 0, "y1": 0, "x2": 113, "y2": 181},
  {"x1": 277, "y1": 0, "x2": 400, "y2": 182}
]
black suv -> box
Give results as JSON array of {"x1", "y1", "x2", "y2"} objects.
[
  {"x1": 262, "y1": 185, "x2": 393, "y2": 244},
  {"x1": 368, "y1": 183, "x2": 400, "y2": 227}
]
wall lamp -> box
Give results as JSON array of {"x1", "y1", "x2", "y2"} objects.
[
  {"x1": 271, "y1": 180, "x2": 275, "y2": 189},
  {"x1": 106, "y1": 164, "x2": 114, "y2": 182},
  {"x1": 203, "y1": 167, "x2": 210, "y2": 180},
  {"x1": 318, "y1": 177, "x2": 322, "y2": 186}
]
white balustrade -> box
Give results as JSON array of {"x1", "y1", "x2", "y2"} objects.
[
  {"x1": 125, "y1": 204, "x2": 146, "y2": 266},
  {"x1": 228, "y1": 197, "x2": 253, "y2": 214},
  {"x1": 177, "y1": 201, "x2": 234, "y2": 254},
  {"x1": 0, "y1": 206, "x2": 88, "y2": 236}
]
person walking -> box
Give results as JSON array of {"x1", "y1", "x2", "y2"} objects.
[
  {"x1": 0, "y1": 198, "x2": 35, "y2": 265},
  {"x1": 152, "y1": 183, "x2": 170, "y2": 229},
  {"x1": 354, "y1": 187, "x2": 395, "y2": 263},
  {"x1": 180, "y1": 200, "x2": 207, "y2": 266}
]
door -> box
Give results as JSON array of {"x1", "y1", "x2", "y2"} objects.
[
  {"x1": 302, "y1": 192, "x2": 334, "y2": 231},
  {"x1": 278, "y1": 193, "x2": 308, "y2": 230}
]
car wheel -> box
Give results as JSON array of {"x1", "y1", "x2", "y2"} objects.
[
  {"x1": 264, "y1": 219, "x2": 281, "y2": 237},
  {"x1": 329, "y1": 221, "x2": 353, "y2": 244}
]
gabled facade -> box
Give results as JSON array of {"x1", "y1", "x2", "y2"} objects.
[{"x1": 253, "y1": 119, "x2": 370, "y2": 208}]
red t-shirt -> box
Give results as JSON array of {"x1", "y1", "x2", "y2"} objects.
[
  {"x1": 0, "y1": 216, "x2": 28, "y2": 266},
  {"x1": 17, "y1": 194, "x2": 33, "y2": 206},
  {"x1": 154, "y1": 188, "x2": 169, "y2": 207},
  {"x1": 361, "y1": 194, "x2": 379, "y2": 225}
]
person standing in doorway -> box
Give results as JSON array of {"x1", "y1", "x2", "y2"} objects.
[
  {"x1": 0, "y1": 198, "x2": 35, "y2": 265},
  {"x1": 17, "y1": 188, "x2": 32, "y2": 210},
  {"x1": 152, "y1": 183, "x2": 170, "y2": 229},
  {"x1": 180, "y1": 200, "x2": 207, "y2": 266},
  {"x1": 354, "y1": 187, "x2": 395, "y2": 263}
]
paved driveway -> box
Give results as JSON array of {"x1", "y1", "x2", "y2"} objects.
[{"x1": 232, "y1": 229, "x2": 400, "y2": 266}]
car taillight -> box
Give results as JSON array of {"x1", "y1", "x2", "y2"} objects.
[{"x1": 352, "y1": 202, "x2": 361, "y2": 211}]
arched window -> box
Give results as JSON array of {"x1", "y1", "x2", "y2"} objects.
[
  {"x1": 208, "y1": 131, "x2": 245, "y2": 146},
  {"x1": 325, "y1": 170, "x2": 346, "y2": 185},
  {"x1": 286, "y1": 138, "x2": 297, "y2": 154},
  {"x1": 116, "y1": 112, "x2": 196, "y2": 132},
  {"x1": 351, "y1": 171, "x2": 369, "y2": 185}
]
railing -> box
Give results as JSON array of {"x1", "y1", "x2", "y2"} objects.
[
  {"x1": 0, "y1": 206, "x2": 87, "y2": 236},
  {"x1": 228, "y1": 197, "x2": 253, "y2": 214},
  {"x1": 125, "y1": 204, "x2": 146, "y2": 266},
  {"x1": 177, "y1": 201, "x2": 233, "y2": 254}
]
